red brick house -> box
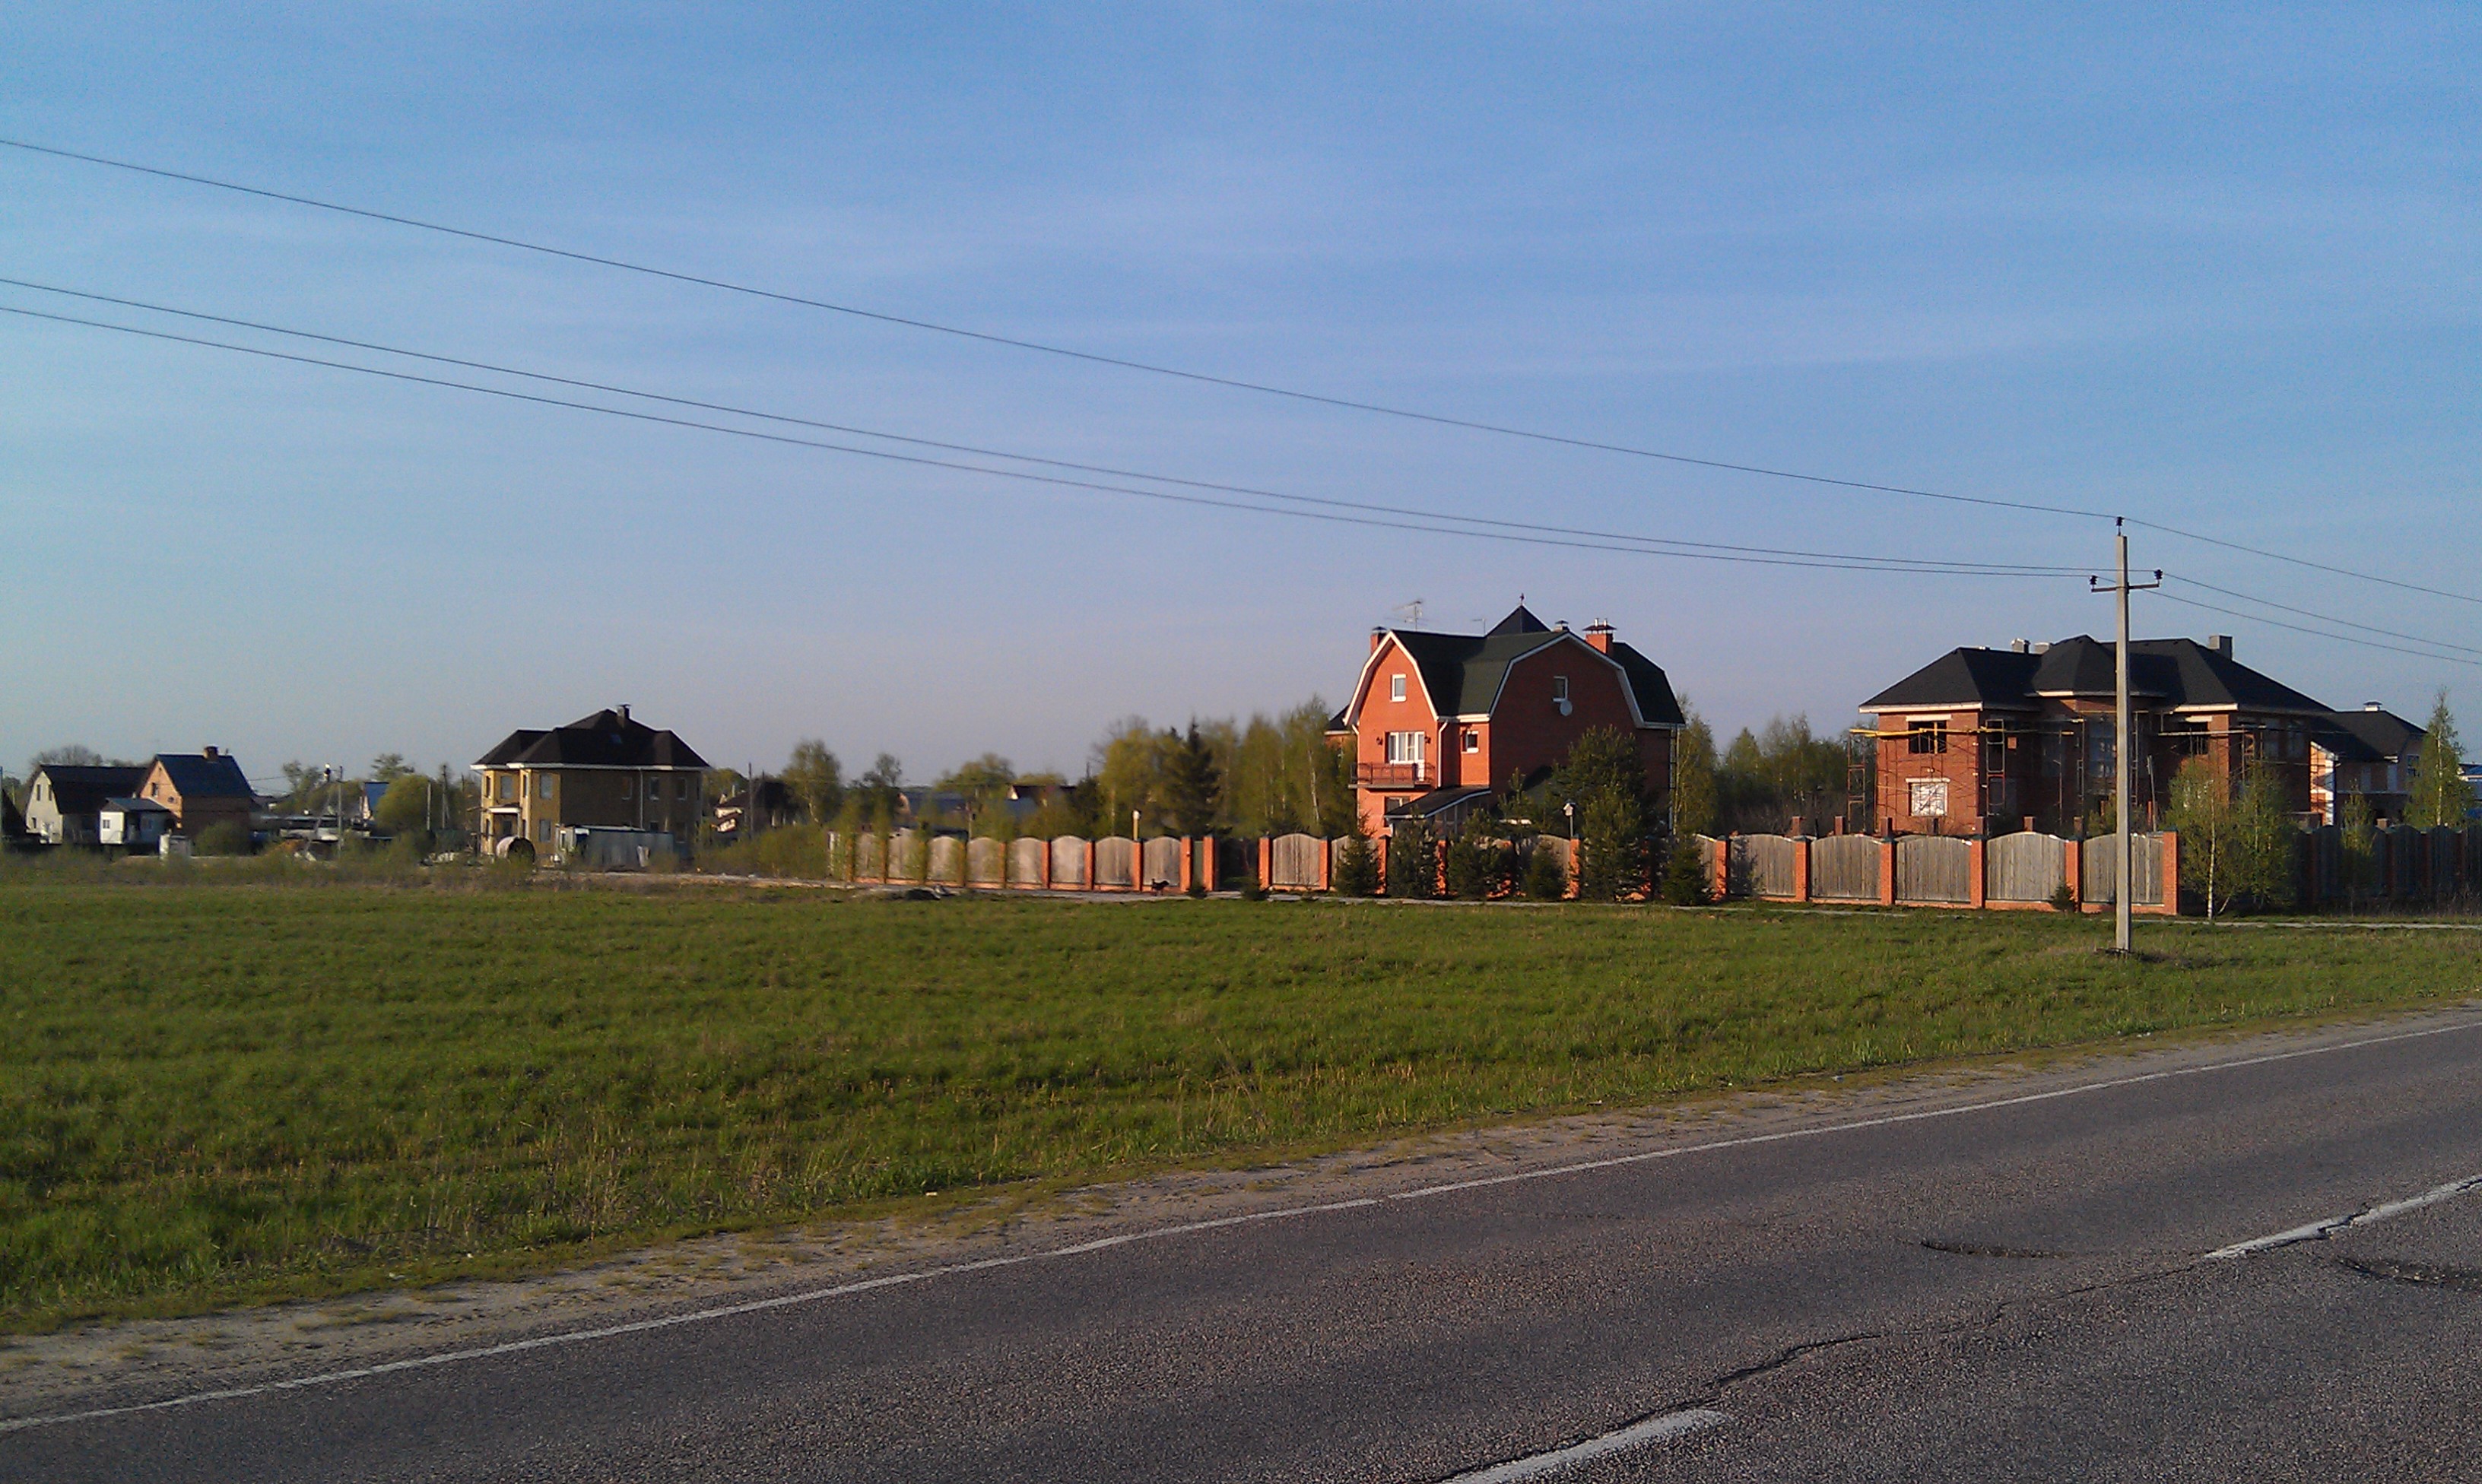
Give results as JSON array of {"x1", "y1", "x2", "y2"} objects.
[
  {"x1": 1859, "y1": 634, "x2": 2328, "y2": 837},
  {"x1": 1331, "y1": 604, "x2": 1684, "y2": 834}
]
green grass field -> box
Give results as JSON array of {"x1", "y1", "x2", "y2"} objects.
[{"x1": 2, "y1": 867, "x2": 2475, "y2": 1329}]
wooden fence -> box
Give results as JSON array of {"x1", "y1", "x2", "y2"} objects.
[{"x1": 823, "y1": 823, "x2": 2478, "y2": 911}]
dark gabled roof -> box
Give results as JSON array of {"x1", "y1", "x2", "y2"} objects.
[
  {"x1": 1384, "y1": 785, "x2": 1495, "y2": 820},
  {"x1": 1379, "y1": 607, "x2": 1682, "y2": 728},
  {"x1": 29, "y1": 765, "x2": 149, "y2": 816},
  {"x1": 1861, "y1": 648, "x2": 2046, "y2": 711},
  {"x1": 102, "y1": 795, "x2": 172, "y2": 814},
  {"x1": 2315, "y1": 708, "x2": 2422, "y2": 763},
  {"x1": 1604, "y1": 639, "x2": 1687, "y2": 728},
  {"x1": 150, "y1": 753, "x2": 256, "y2": 801},
  {"x1": 474, "y1": 709, "x2": 710, "y2": 770},
  {"x1": 1865, "y1": 636, "x2": 2330, "y2": 715},
  {"x1": 2, "y1": 789, "x2": 27, "y2": 839}
]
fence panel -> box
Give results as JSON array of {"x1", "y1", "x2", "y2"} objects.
[
  {"x1": 1811, "y1": 835, "x2": 1879, "y2": 901},
  {"x1": 854, "y1": 833, "x2": 884, "y2": 880},
  {"x1": 888, "y1": 831, "x2": 925, "y2": 882},
  {"x1": 928, "y1": 836, "x2": 965, "y2": 886},
  {"x1": 1896, "y1": 835, "x2": 1973, "y2": 903},
  {"x1": 1985, "y1": 832, "x2": 2066, "y2": 903},
  {"x1": 2080, "y1": 832, "x2": 2163, "y2": 906},
  {"x1": 2432, "y1": 828, "x2": 2462, "y2": 898},
  {"x1": 1094, "y1": 836, "x2": 1138, "y2": 889},
  {"x1": 1269, "y1": 833, "x2": 1325, "y2": 889},
  {"x1": 966, "y1": 836, "x2": 1005, "y2": 886},
  {"x1": 1735, "y1": 834, "x2": 1801, "y2": 899},
  {"x1": 1009, "y1": 836, "x2": 1047, "y2": 887},
  {"x1": 1049, "y1": 836, "x2": 1089, "y2": 889},
  {"x1": 1141, "y1": 836, "x2": 1184, "y2": 889}
]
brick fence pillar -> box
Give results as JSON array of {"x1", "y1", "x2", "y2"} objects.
[
  {"x1": 2157, "y1": 831, "x2": 2181, "y2": 916},
  {"x1": 1792, "y1": 836, "x2": 1811, "y2": 904},
  {"x1": 2063, "y1": 837, "x2": 2081, "y2": 909},
  {"x1": 1259, "y1": 836, "x2": 1273, "y2": 893},
  {"x1": 1179, "y1": 836, "x2": 1193, "y2": 893},
  {"x1": 1968, "y1": 837, "x2": 1986, "y2": 909},
  {"x1": 1877, "y1": 836, "x2": 1897, "y2": 906},
  {"x1": 1712, "y1": 836, "x2": 1729, "y2": 900}
]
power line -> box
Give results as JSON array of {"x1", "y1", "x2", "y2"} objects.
[
  {"x1": 0, "y1": 275, "x2": 2088, "y2": 578},
  {"x1": 8, "y1": 135, "x2": 2473, "y2": 605},
  {"x1": 2154, "y1": 590, "x2": 2482, "y2": 672},
  {"x1": 0, "y1": 135, "x2": 2102, "y2": 521},
  {"x1": 2163, "y1": 575, "x2": 2482, "y2": 661},
  {"x1": 0, "y1": 301, "x2": 2082, "y2": 579}
]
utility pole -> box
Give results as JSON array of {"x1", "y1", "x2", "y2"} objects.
[{"x1": 2092, "y1": 520, "x2": 2161, "y2": 953}]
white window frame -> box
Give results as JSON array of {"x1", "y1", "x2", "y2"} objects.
[
  {"x1": 1385, "y1": 731, "x2": 1427, "y2": 766},
  {"x1": 1462, "y1": 729, "x2": 1480, "y2": 753},
  {"x1": 1908, "y1": 778, "x2": 1950, "y2": 817},
  {"x1": 1389, "y1": 674, "x2": 1407, "y2": 703}
]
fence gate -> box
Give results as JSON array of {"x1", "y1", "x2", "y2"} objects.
[
  {"x1": 1895, "y1": 836, "x2": 1973, "y2": 904},
  {"x1": 1811, "y1": 835, "x2": 1879, "y2": 901},
  {"x1": 1141, "y1": 836, "x2": 1184, "y2": 889},
  {"x1": 1735, "y1": 835, "x2": 1801, "y2": 899},
  {"x1": 1269, "y1": 833, "x2": 1326, "y2": 889},
  {"x1": 2080, "y1": 832, "x2": 2163, "y2": 906},
  {"x1": 1985, "y1": 832, "x2": 2066, "y2": 903}
]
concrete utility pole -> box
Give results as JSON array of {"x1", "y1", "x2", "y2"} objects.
[{"x1": 2093, "y1": 520, "x2": 2161, "y2": 953}]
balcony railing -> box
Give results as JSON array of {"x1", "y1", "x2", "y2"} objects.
[{"x1": 1357, "y1": 762, "x2": 1431, "y2": 789}]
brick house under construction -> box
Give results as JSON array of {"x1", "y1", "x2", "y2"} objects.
[
  {"x1": 1332, "y1": 604, "x2": 1684, "y2": 835},
  {"x1": 1857, "y1": 634, "x2": 2329, "y2": 837}
]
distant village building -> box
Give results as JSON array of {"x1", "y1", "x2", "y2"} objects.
[
  {"x1": 474, "y1": 706, "x2": 709, "y2": 856},
  {"x1": 1858, "y1": 635, "x2": 2329, "y2": 837},
  {"x1": 98, "y1": 796, "x2": 173, "y2": 851},
  {"x1": 135, "y1": 750, "x2": 258, "y2": 839},
  {"x1": 21, "y1": 764, "x2": 148, "y2": 845},
  {"x1": 1331, "y1": 604, "x2": 1684, "y2": 834},
  {"x1": 2309, "y1": 705, "x2": 2423, "y2": 825}
]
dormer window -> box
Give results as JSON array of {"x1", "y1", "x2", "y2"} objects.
[{"x1": 1389, "y1": 674, "x2": 1407, "y2": 703}]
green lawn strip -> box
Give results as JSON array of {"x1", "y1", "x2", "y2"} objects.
[{"x1": 0, "y1": 878, "x2": 2471, "y2": 1330}]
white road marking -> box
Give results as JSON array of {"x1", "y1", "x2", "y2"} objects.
[
  {"x1": 1441, "y1": 1408, "x2": 1730, "y2": 1482},
  {"x1": 5, "y1": 1013, "x2": 2477, "y2": 1436},
  {"x1": 2204, "y1": 1172, "x2": 2482, "y2": 1259}
]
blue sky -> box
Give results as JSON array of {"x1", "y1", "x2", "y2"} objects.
[{"x1": 3, "y1": 4, "x2": 2475, "y2": 787}]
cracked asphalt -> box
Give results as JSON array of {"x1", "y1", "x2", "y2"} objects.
[{"x1": 11, "y1": 1011, "x2": 2482, "y2": 1482}]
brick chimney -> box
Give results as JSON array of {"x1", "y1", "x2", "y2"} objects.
[
  {"x1": 2204, "y1": 634, "x2": 2233, "y2": 658},
  {"x1": 202, "y1": 746, "x2": 220, "y2": 759},
  {"x1": 1582, "y1": 621, "x2": 1614, "y2": 653},
  {"x1": 1370, "y1": 627, "x2": 1386, "y2": 653}
]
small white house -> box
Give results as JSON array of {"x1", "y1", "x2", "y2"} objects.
[{"x1": 98, "y1": 796, "x2": 173, "y2": 851}]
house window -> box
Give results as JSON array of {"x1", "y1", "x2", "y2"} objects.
[
  {"x1": 1907, "y1": 721, "x2": 1947, "y2": 755},
  {"x1": 539, "y1": 774, "x2": 555, "y2": 801},
  {"x1": 1389, "y1": 674, "x2": 1407, "y2": 702},
  {"x1": 1462, "y1": 729, "x2": 1480, "y2": 753},
  {"x1": 1981, "y1": 729, "x2": 2006, "y2": 772},
  {"x1": 2168, "y1": 721, "x2": 2211, "y2": 757},
  {"x1": 1909, "y1": 778, "x2": 1950, "y2": 817},
  {"x1": 1553, "y1": 675, "x2": 1570, "y2": 704},
  {"x1": 678, "y1": 777, "x2": 689, "y2": 799},
  {"x1": 1385, "y1": 731, "x2": 1427, "y2": 767}
]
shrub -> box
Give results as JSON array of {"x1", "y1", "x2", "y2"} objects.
[
  {"x1": 1657, "y1": 833, "x2": 1715, "y2": 905},
  {"x1": 194, "y1": 821, "x2": 255, "y2": 857},
  {"x1": 2048, "y1": 880, "x2": 2076, "y2": 913},
  {"x1": 1238, "y1": 877, "x2": 1267, "y2": 902},
  {"x1": 1522, "y1": 839, "x2": 1569, "y2": 901},
  {"x1": 1443, "y1": 828, "x2": 1505, "y2": 900},
  {"x1": 1385, "y1": 818, "x2": 1439, "y2": 899},
  {"x1": 1577, "y1": 794, "x2": 1647, "y2": 901},
  {"x1": 1331, "y1": 834, "x2": 1379, "y2": 897}
]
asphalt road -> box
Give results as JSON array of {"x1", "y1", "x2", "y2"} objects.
[{"x1": 11, "y1": 1013, "x2": 2482, "y2": 1482}]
